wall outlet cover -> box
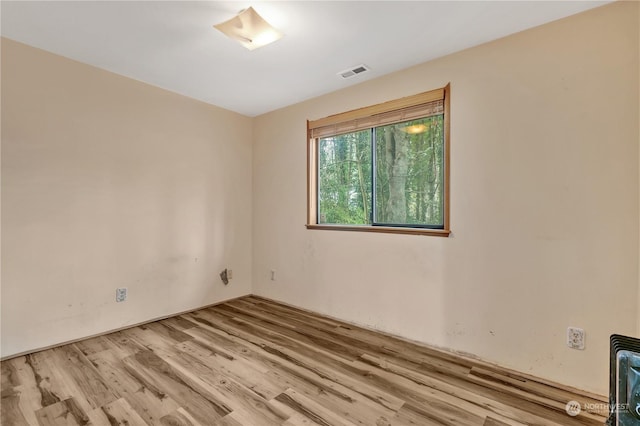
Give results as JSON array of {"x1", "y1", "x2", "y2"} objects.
[
  {"x1": 567, "y1": 327, "x2": 585, "y2": 350},
  {"x1": 116, "y1": 287, "x2": 127, "y2": 303}
]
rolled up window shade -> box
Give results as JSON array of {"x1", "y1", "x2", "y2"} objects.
[{"x1": 309, "y1": 88, "x2": 445, "y2": 139}]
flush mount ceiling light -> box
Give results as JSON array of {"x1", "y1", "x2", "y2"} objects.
[{"x1": 214, "y1": 6, "x2": 283, "y2": 51}]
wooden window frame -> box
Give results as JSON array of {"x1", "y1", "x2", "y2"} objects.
[{"x1": 306, "y1": 84, "x2": 451, "y2": 237}]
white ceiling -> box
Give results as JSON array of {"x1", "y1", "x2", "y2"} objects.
[{"x1": 1, "y1": 1, "x2": 610, "y2": 117}]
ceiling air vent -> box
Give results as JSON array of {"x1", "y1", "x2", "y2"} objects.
[{"x1": 338, "y1": 64, "x2": 370, "y2": 79}]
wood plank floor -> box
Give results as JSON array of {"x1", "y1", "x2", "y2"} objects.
[{"x1": 1, "y1": 296, "x2": 608, "y2": 426}]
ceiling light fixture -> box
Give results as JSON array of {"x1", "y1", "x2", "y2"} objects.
[{"x1": 214, "y1": 7, "x2": 283, "y2": 51}]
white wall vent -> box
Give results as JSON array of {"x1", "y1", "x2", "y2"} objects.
[{"x1": 337, "y1": 64, "x2": 370, "y2": 79}]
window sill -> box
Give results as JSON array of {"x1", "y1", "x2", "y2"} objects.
[{"x1": 306, "y1": 224, "x2": 451, "y2": 237}]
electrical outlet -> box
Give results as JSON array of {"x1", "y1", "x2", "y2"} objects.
[
  {"x1": 270, "y1": 270, "x2": 276, "y2": 281},
  {"x1": 567, "y1": 327, "x2": 585, "y2": 350},
  {"x1": 116, "y1": 288, "x2": 127, "y2": 303},
  {"x1": 227, "y1": 269, "x2": 233, "y2": 279}
]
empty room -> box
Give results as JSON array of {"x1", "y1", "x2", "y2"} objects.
[{"x1": 1, "y1": 1, "x2": 639, "y2": 425}]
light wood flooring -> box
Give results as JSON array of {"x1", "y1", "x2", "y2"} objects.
[{"x1": 1, "y1": 296, "x2": 608, "y2": 425}]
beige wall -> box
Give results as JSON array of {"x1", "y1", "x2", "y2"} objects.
[
  {"x1": 1, "y1": 39, "x2": 253, "y2": 357},
  {"x1": 252, "y1": 1, "x2": 639, "y2": 395},
  {"x1": 2, "y1": 1, "x2": 638, "y2": 396}
]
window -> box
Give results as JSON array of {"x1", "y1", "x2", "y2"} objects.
[{"x1": 307, "y1": 85, "x2": 450, "y2": 236}]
